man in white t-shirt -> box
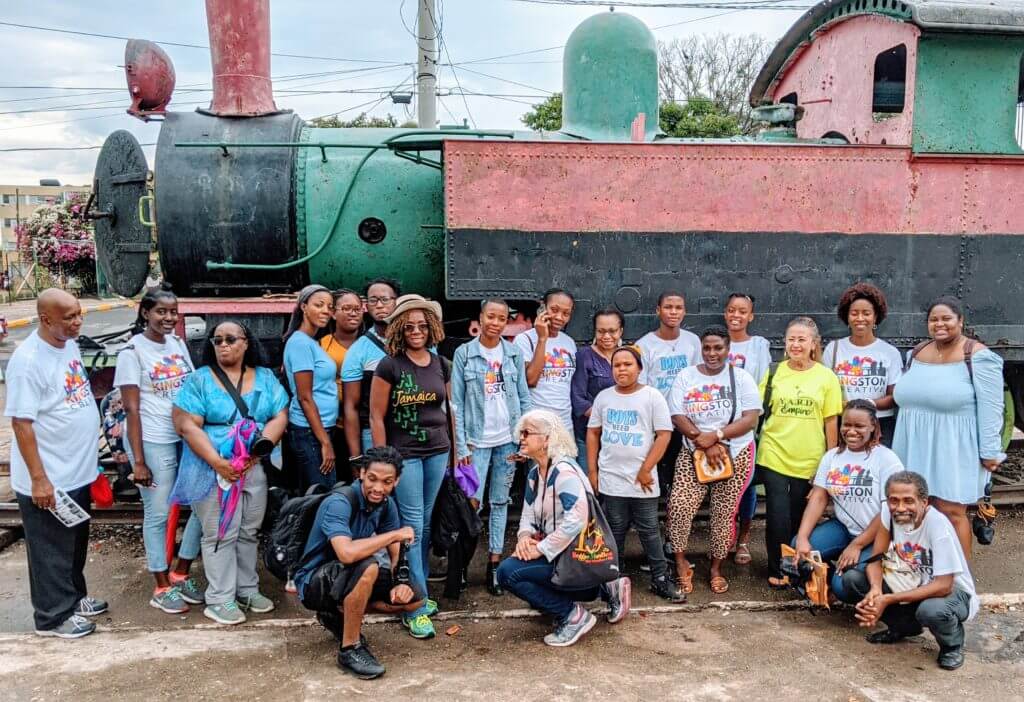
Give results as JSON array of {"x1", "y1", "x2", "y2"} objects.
[
  {"x1": 6, "y1": 289, "x2": 105, "y2": 639},
  {"x1": 846, "y1": 471, "x2": 978, "y2": 671},
  {"x1": 514, "y1": 288, "x2": 577, "y2": 433},
  {"x1": 635, "y1": 291, "x2": 700, "y2": 501}
]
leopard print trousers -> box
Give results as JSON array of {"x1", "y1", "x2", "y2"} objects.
[{"x1": 667, "y1": 443, "x2": 754, "y2": 560}]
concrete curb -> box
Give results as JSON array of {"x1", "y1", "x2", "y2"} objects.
[{"x1": 6, "y1": 299, "x2": 135, "y2": 329}]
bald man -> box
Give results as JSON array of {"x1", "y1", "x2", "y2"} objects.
[{"x1": 6, "y1": 288, "x2": 107, "y2": 638}]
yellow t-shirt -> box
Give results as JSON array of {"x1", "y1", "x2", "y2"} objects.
[
  {"x1": 757, "y1": 362, "x2": 843, "y2": 479},
  {"x1": 319, "y1": 335, "x2": 349, "y2": 426}
]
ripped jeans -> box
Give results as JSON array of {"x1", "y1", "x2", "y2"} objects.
[{"x1": 471, "y1": 442, "x2": 519, "y2": 555}]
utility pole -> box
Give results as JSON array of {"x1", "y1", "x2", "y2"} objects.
[{"x1": 416, "y1": 0, "x2": 438, "y2": 130}]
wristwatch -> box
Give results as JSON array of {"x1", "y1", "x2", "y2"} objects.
[{"x1": 715, "y1": 428, "x2": 726, "y2": 442}]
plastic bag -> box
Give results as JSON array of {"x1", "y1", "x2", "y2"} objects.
[
  {"x1": 90, "y1": 467, "x2": 114, "y2": 509},
  {"x1": 453, "y1": 462, "x2": 480, "y2": 498}
]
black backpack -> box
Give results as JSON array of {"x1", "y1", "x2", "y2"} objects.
[{"x1": 263, "y1": 483, "x2": 360, "y2": 581}]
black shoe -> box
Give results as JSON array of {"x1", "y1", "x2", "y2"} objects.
[
  {"x1": 866, "y1": 627, "x2": 920, "y2": 644},
  {"x1": 650, "y1": 575, "x2": 687, "y2": 604},
  {"x1": 938, "y1": 646, "x2": 965, "y2": 670},
  {"x1": 487, "y1": 561, "x2": 504, "y2": 596},
  {"x1": 337, "y1": 641, "x2": 385, "y2": 679}
]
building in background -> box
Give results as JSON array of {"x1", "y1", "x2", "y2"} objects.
[{"x1": 0, "y1": 182, "x2": 91, "y2": 254}]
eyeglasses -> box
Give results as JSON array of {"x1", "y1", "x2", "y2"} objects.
[
  {"x1": 367, "y1": 296, "x2": 396, "y2": 306},
  {"x1": 210, "y1": 335, "x2": 245, "y2": 347},
  {"x1": 403, "y1": 323, "x2": 430, "y2": 334},
  {"x1": 519, "y1": 429, "x2": 545, "y2": 439},
  {"x1": 337, "y1": 305, "x2": 362, "y2": 314},
  {"x1": 595, "y1": 328, "x2": 621, "y2": 337}
]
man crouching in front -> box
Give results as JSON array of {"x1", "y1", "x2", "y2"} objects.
[{"x1": 293, "y1": 446, "x2": 422, "y2": 679}]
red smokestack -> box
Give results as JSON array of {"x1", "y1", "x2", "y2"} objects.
[{"x1": 204, "y1": 0, "x2": 278, "y2": 116}]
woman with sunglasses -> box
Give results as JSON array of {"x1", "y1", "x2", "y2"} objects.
[
  {"x1": 319, "y1": 288, "x2": 364, "y2": 479},
  {"x1": 173, "y1": 321, "x2": 289, "y2": 625},
  {"x1": 283, "y1": 285, "x2": 338, "y2": 489},
  {"x1": 369, "y1": 294, "x2": 452, "y2": 640}
]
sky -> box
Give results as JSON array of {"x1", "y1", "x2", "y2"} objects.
[{"x1": 0, "y1": 0, "x2": 811, "y2": 185}]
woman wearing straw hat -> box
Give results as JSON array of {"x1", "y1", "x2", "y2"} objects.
[{"x1": 369, "y1": 294, "x2": 452, "y2": 640}]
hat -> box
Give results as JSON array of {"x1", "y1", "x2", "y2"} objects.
[{"x1": 385, "y1": 294, "x2": 443, "y2": 323}]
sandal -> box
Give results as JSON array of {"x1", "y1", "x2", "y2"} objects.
[
  {"x1": 734, "y1": 543, "x2": 752, "y2": 566},
  {"x1": 767, "y1": 576, "x2": 790, "y2": 589},
  {"x1": 709, "y1": 575, "x2": 729, "y2": 595},
  {"x1": 678, "y1": 565, "x2": 695, "y2": 594}
]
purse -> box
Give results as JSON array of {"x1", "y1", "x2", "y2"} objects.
[
  {"x1": 692, "y1": 363, "x2": 737, "y2": 485},
  {"x1": 549, "y1": 461, "x2": 620, "y2": 589}
]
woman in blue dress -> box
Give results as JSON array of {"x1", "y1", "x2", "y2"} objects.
[{"x1": 893, "y1": 297, "x2": 1005, "y2": 559}]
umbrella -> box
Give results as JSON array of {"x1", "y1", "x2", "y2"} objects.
[{"x1": 214, "y1": 418, "x2": 258, "y2": 551}]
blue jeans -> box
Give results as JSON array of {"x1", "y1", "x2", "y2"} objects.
[
  {"x1": 496, "y1": 556, "x2": 602, "y2": 622},
  {"x1": 361, "y1": 427, "x2": 373, "y2": 453},
  {"x1": 738, "y1": 466, "x2": 758, "y2": 523},
  {"x1": 574, "y1": 438, "x2": 589, "y2": 473},
  {"x1": 129, "y1": 440, "x2": 202, "y2": 573},
  {"x1": 289, "y1": 424, "x2": 336, "y2": 490},
  {"x1": 470, "y1": 442, "x2": 519, "y2": 555},
  {"x1": 394, "y1": 451, "x2": 448, "y2": 617},
  {"x1": 791, "y1": 518, "x2": 873, "y2": 603}
]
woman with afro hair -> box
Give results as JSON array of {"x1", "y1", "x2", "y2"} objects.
[{"x1": 823, "y1": 283, "x2": 904, "y2": 446}]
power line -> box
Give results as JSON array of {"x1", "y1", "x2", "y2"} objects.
[
  {"x1": 434, "y1": 0, "x2": 477, "y2": 128},
  {"x1": 502, "y1": 0, "x2": 810, "y2": 8},
  {"x1": 0, "y1": 142, "x2": 156, "y2": 152},
  {"x1": 453, "y1": 65, "x2": 554, "y2": 95}
]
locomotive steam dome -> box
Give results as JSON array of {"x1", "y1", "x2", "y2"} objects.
[{"x1": 560, "y1": 11, "x2": 659, "y2": 141}]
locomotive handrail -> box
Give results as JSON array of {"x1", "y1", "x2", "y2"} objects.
[{"x1": 193, "y1": 130, "x2": 515, "y2": 272}]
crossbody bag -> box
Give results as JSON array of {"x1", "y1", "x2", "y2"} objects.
[{"x1": 692, "y1": 363, "x2": 738, "y2": 484}]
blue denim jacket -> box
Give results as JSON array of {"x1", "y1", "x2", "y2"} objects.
[{"x1": 451, "y1": 338, "x2": 532, "y2": 459}]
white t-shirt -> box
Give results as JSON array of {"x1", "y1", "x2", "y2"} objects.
[
  {"x1": 728, "y1": 336, "x2": 771, "y2": 385},
  {"x1": 478, "y1": 342, "x2": 512, "y2": 448},
  {"x1": 514, "y1": 329, "x2": 577, "y2": 432},
  {"x1": 5, "y1": 331, "x2": 101, "y2": 495},
  {"x1": 636, "y1": 330, "x2": 701, "y2": 399},
  {"x1": 668, "y1": 365, "x2": 762, "y2": 454},
  {"x1": 113, "y1": 333, "x2": 194, "y2": 444},
  {"x1": 813, "y1": 446, "x2": 903, "y2": 536},
  {"x1": 588, "y1": 385, "x2": 672, "y2": 498},
  {"x1": 823, "y1": 337, "x2": 903, "y2": 418},
  {"x1": 880, "y1": 503, "x2": 979, "y2": 620}
]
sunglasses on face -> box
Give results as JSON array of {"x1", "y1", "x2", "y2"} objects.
[
  {"x1": 403, "y1": 323, "x2": 430, "y2": 334},
  {"x1": 210, "y1": 335, "x2": 245, "y2": 347},
  {"x1": 519, "y1": 429, "x2": 545, "y2": 439}
]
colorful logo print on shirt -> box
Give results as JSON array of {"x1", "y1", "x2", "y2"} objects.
[
  {"x1": 64, "y1": 359, "x2": 93, "y2": 408},
  {"x1": 484, "y1": 359, "x2": 506, "y2": 398},
  {"x1": 728, "y1": 352, "x2": 747, "y2": 369},
  {"x1": 895, "y1": 541, "x2": 933, "y2": 575},
  {"x1": 825, "y1": 463, "x2": 875, "y2": 500},
  {"x1": 834, "y1": 355, "x2": 888, "y2": 390},
  {"x1": 541, "y1": 347, "x2": 575, "y2": 382},
  {"x1": 149, "y1": 354, "x2": 192, "y2": 398},
  {"x1": 681, "y1": 383, "x2": 732, "y2": 418}
]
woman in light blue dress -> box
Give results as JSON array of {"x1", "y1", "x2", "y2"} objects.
[{"x1": 893, "y1": 297, "x2": 1004, "y2": 559}]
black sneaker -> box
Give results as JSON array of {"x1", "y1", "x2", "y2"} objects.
[
  {"x1": 938, "y1": 646, "x2": 965, "y2": 670},
  {"x1": 337, "y1": 641, "x2": 385, "y2": 679},
  {"x1": 487, "y1": 561, "x2": 504, "y2": 596},
  {"x1": 650, "y1": 575, "x2": 687, "y2": 604},
  {"x1": 865, "y1": 627, "x2": 920, "y2": 644}
]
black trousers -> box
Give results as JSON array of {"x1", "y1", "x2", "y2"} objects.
[
  {"x1": 760, "y1": 466, "x2": 812, "y2": 579},
  {"x1": 16, "y1": 485, "x2": 91, "y2": 631},
  {"x1": 657, "y1": 431, "x2": 683, "y2": 501}
]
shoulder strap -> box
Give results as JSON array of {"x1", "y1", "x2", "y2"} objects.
[
  {"x1": 831, "y1": 341, "x2": 839, "y2": 371},
  {"x1": 210, "y1": 363, "x2": 251, "y2": 420},
  {"x1": 365, "y1": 331, "x2": 387, "y2": 354},
  {"x1": 727, "y1": 363, "x2": 737, "y2": 424},
  {"x1": 906, "y1": 340, "x2": 932, "y2": 370},
  {"x1": 762, "y1": 362, "x2": 778, "y2": 419},
  {"x1": 333, "y1": 484, "x2": 363, "y2": 528},
  {"x1": 963, "y1": 339, "x2": 976, "y2": 383}
]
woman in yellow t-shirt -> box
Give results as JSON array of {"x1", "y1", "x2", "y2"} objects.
[
  {"x1": 757, "y1": 316, "x2": 843, "y2": 588},
  {"x1": 319, "y1": 289, "x2": 364, "y2": 477}
]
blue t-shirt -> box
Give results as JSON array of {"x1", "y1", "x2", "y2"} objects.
[
  {"x1": 340, "y1": 330, "x2": 388, "y2": 425},
  {"x1": 284, "y1": 331, "x2": 339, "y2": 428},
  {"x1": 173, "y1": 366, "x2": 289, "y2": 448},
  {"x1": 294, "y1": 481, "x2": 401, "y2": 599}
]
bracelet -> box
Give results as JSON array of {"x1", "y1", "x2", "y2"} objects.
[{"x1": 348, "y1": 454, "x2": 363, "y2": 464}]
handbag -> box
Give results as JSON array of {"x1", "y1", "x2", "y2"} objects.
[
  {"x1": 549, "y1": 461, "x2": 620, "y2": 589},
  {"x1": 692, "y1": 363, "x2": 737, "y2": 485}
]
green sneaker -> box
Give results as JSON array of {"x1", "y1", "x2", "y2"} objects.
[
  {"x1": 237, "y1": 592, "x2": 275, "y2": 614},
  {"x1": 204, "y1": 602, "x2": 246, "y2": 625},
  {"x1": 423, "y1": 598, "x2": 439, "y2": 617},
  {"x1": 402, "y1": 613, "x2": 435, "y2": 639}
]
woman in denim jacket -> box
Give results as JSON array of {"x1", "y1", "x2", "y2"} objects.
[{"x1": 452, "y1": 299, "x2": 533, "y2": 595}]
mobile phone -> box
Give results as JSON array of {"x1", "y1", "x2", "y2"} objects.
[{"x1": 536, "y1": 303, "x2": 547, "y2": 318}]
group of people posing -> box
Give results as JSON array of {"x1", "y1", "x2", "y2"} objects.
[{"x1": 5, "y1": 279, "x2": 1004, "y2": 679}]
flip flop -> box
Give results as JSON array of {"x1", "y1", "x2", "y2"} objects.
[
  {"x1": 710, "y1": 575, "x2": 729, "y2": 595},
  {"x1": 678, "y1": 565, "x2": 695, "y2": 594},
  {"x1": 734, "y1": 543, "x2": 752, "y2": 565},
  {"x1": 767, "y1": 576, "x2": 790, "y2": 589}
]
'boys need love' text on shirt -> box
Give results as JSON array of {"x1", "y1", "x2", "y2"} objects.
[
  {"x1": 588, "y1": 385, "x2": 672, "y2": 498},
  {"x1": 636, "y1": 330, "x2": 701, "y2": 399}
]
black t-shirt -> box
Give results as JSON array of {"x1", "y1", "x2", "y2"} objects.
[{"x1": 374, "y1": 353, "x2": 452, "y2": 458}]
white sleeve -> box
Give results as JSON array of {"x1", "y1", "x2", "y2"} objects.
[
  {"x1": 736, "y1": 367, "x2": 762, "y2": 413},
  {"x1": 3, "y1": 356, "x2": 43, "y2": 420},
  {"x1": 685, "y1": 332, "x2": 700, "y2": 366},
  {"x1": 885, "y1": 343, "x2": 903, "y2": 385},
  {"x1": 636, "y1": 340, "x2": 651, "y2": 386},
  {"x1": 667, "y1": 370, "x2": 686, "y2": 416},
  {"x1": 586, "y1": 391, "x2": 605, "y2": 429},
  {"x1": 651, "y1": 390, "x2": 672, "y2": 431},
  {"x1": 113, "y1": 345, "x2": 142, "y2": 388},
  {"x1": 928, "y1": 525, "x2": 965, "y2": 579},
  {"x1": 755, "y1": 337, "x2": 772, "y2": 384},
  {"x1": 513, "y1": 331, "x2": 534, "y2": 357},
  {"x1": 823, "y1": 340, "x2": 837, "y2": 371},
  {"x1": 812, "y1": 450, "x2": 834, "y2": 489}
]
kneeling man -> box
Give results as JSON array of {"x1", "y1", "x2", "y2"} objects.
[
  {"x1": 294, "y1": 446, "x2": 423, "y2": 679},
  {"x1": 844, "y1": 470, "x2": 978, "y2": 671}
]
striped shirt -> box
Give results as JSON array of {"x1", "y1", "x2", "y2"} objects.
[{"x1": 517, "y1": 459, "x2": 591, "y2": 561}]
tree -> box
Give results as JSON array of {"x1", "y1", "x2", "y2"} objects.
[
  {"x1": 308, "y1": 112, "x2": 399, "y2": 128},
  {"x1": 660, "y1": 97, "x2": 739, "y2": 138},
  {"x1": 15, "y1": 194, "x2": 96, "y2": 293},
  {"x1": 658, "y1": 33, "x2": 771, "y2": 134},
  {"x1": 521, "y1": 93, "x2": 563, "y2": 131}
]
